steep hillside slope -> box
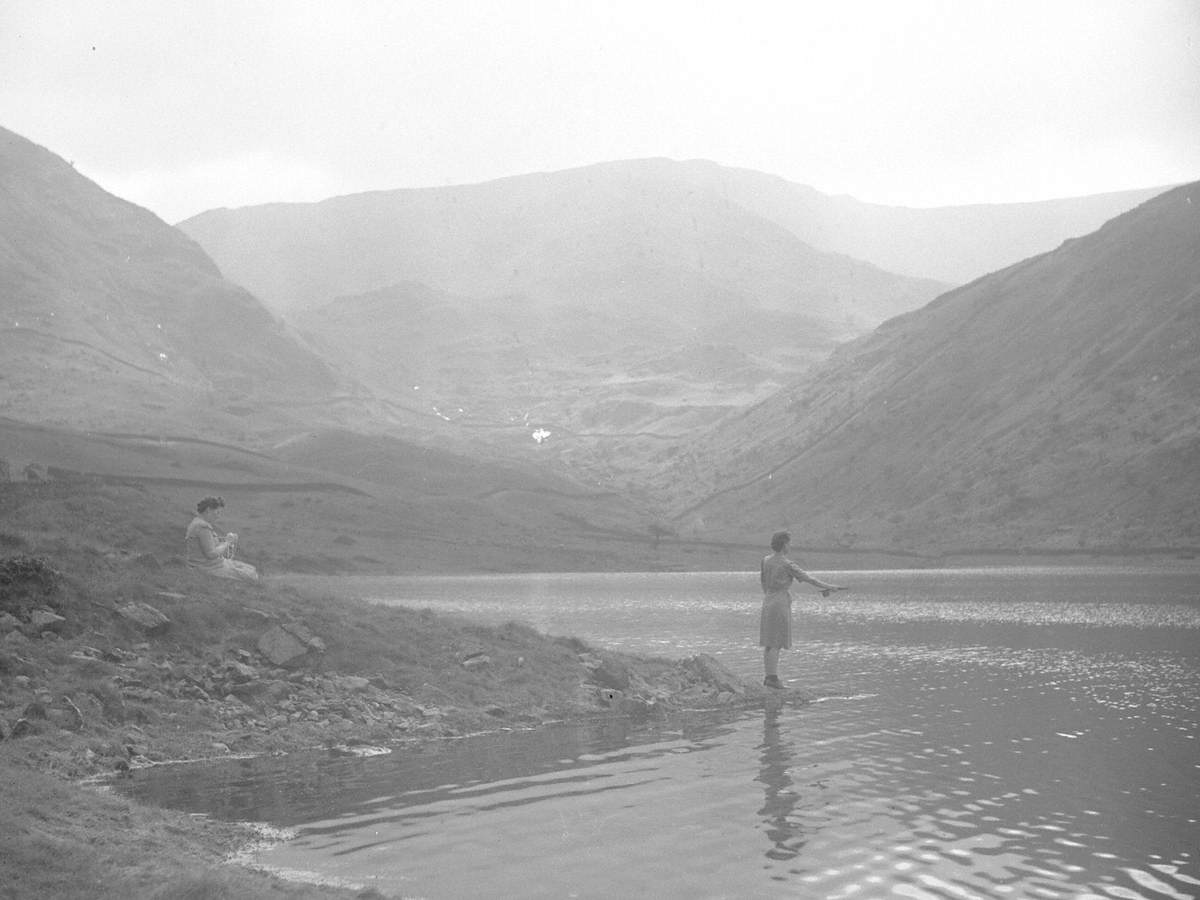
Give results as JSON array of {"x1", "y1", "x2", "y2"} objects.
[
  {"x1": 0, "y1": 127, "x2": 337, "y2": 438},
  {"x1": 660, "y1": 183, "x2": 1200, "y2": 554}
]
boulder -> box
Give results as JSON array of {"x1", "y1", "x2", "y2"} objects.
[
  {"x1": 224, "y1": 661, "x2": 259, "y2": 683},
  {"x1": 26, "y1": 608, "x2": 66, "y2": 634},
  {"x1": 0, "y1": 612, "x2": 20, "y2": 634},
  {"x1": 581, "y1": 652, "x2": 633, "y2": 690},
  {"x1": 679, "y1": 654, "x2": 746, "y2": 695},
  {"x1": 282, "y1": 622, "x2": 326, "y2": 653},
  {"x1": 257, "y1": 624, "x2": 324, "y2": 667},
  {"x1": 116, "y1": 602, "x2": 171, "y2": 635}
]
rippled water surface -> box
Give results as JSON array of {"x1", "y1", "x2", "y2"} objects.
[{"x1": 119, "y1": 566, "x2": 1200, "y2": 898}]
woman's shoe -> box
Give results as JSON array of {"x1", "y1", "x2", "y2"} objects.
[{"x1": 763, "y1": 675, "x2": 783, "y2": 689}]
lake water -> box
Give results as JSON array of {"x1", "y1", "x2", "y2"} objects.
[{"x1": 117, "y1": 566, "x2": 1200, "y2": 899}]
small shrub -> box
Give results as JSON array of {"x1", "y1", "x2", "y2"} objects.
[{"x1": 0, "y1": 555, "x2": 61, "y2": 592}]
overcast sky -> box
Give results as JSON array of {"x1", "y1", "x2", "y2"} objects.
[{"x1": 4, "y1": 0, "x2": 1198, "y2": 223}]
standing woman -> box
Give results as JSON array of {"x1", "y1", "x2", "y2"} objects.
[{"x1": 760, "y1": 530, "x2": 844, "y2": 688}]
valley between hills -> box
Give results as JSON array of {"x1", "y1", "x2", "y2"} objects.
[
  {"x1": 1, "y1": 119, "x2": 1197, "y2": 899},
  {"x1": 1, "y1": 124, "x2": 1197, "y2": 569}
]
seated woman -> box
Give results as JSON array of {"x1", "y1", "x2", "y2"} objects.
[{"x1": 185, "y1": 496, "x2": 259, "y2": 582}]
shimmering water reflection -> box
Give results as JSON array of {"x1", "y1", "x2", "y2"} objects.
[{"x1": 121, "y1": 567, "x2": 1200, "y2": 898}]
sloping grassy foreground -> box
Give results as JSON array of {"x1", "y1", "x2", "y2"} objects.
[{"x1": 0, "y1": 542, "x2": 772, "y2": 898}]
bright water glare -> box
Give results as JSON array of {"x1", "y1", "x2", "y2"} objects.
[{"x1": 119, "y1": 566, "x2": 1200, "y2": 899}]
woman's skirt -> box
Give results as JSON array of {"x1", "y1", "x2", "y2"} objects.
[
  {"x1": 759, "y1": 589, "x2": 792, "y2": 649},
  {"x1": 190, "y1": 557, "x2": 260, "y2": 583}
]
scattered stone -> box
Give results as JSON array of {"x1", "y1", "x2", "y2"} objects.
[
  {"x1": 21, "y1": 700, "x2": 48, "y2": 720},
  {"x1": 10, "y1": 718, "x2": 35, "y2": 738},
  {"x1": 328, "y1": 744, "x2": 391, "y2": 758},
  {"x1": 284, "y1": 622, "x2": 326, "y2": 653},
  {"x1": 26, "y1": 608, "x2": 66, "y2": 634},
  {"x1": 257, "y1": 626, "x2": 309, "y2": 667},
  {"x1": 58, "y1": 695, "x2": 84, "y2": 732},
  {"x1": 257, "y1": 623, "x2": 325, "y2": 667},
  {"x1": 614, "y1": 696, "x2": 658, "y2": 718},
  {"x1": 582, "y1": 652, "x2": 633, "y2": 691},
  {"x1": 224, "y1": 661, "x2": 258, "y2": 683},
  {"x1": 461, "y1": 653, "x2": 491, "y2": 670},
  {"x1": 117, "y1": 602, "x2": 171, "y2": 635},
  {"x1": 679, "y1": 654, "x2": 745, "y2": 695}
]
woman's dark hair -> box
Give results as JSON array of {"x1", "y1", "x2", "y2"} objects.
[
  {"x1": 196, "y1": 496, "x2": 225, "y2": 514},
  {"x1": 770, "y1": 531, "x2": 790, "y2": 552}
]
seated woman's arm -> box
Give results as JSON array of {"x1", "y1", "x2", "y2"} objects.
[{"x1": 197, "y1": 526, "x2": 230, "y2": 560}]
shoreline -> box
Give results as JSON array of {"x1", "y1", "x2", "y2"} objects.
[
  {"x1": 4, "y1": 543, "x2": 1194, "y2": 897},
  {"x1": 0, "y1": 549, "x2": 789, "y2": 899}
]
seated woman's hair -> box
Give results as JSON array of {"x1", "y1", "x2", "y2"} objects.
[
  {"x1": 196, "y1": 496, "x2": 225, "y2": 514},
  {"x1": 770, "y1": 531, "x2": 791, "y2": 552}
]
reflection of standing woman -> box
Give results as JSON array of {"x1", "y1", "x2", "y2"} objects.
[{"x1": 760, "y1": 531, "x2": 844, "y2": 688}]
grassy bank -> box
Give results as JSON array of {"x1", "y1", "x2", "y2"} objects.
[{"x1": 0, "y1": 536, "x2": 770, "y2": 898}]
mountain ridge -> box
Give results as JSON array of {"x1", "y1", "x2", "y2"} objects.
[{"x1": 181, "y1": 157, "x2": 1171, "y2": 290}]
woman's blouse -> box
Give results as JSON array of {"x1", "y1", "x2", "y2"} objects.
[
  {"x1": 185, "y1": 516, "x2": 225, "y2": 569},
  {"x1": 761, "y1": 553, "x2": 809, "y2": 593}
]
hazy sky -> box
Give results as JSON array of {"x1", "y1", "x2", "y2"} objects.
[{"x1": 4, "y1": 0, "x2": 1199, "y2": 223}]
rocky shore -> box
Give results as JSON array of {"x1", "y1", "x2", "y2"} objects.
[{"x1": 0, "y1": 550, "x2": 793, "y2": 898}]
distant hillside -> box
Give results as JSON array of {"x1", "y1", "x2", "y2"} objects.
[
  {"x1": 658, "y1": 183, "x2": 1200, "y2": 554},
  {"x1": 178, "y1": 159, "x2": 945, "y2": 328},
  {"x1": 179, "y1": 158, "x2": 1167, "y2": 306},
  {"x1": 651, "y1": 160, "x2": 1172, "y2": 283},
  {"x1": 0, "y1": 126, "x2": 337, "y2": 438}
]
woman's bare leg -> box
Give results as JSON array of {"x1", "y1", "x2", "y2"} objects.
[{"x1": 764, "y1": 647, "x2": 780, "y2": 678}]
